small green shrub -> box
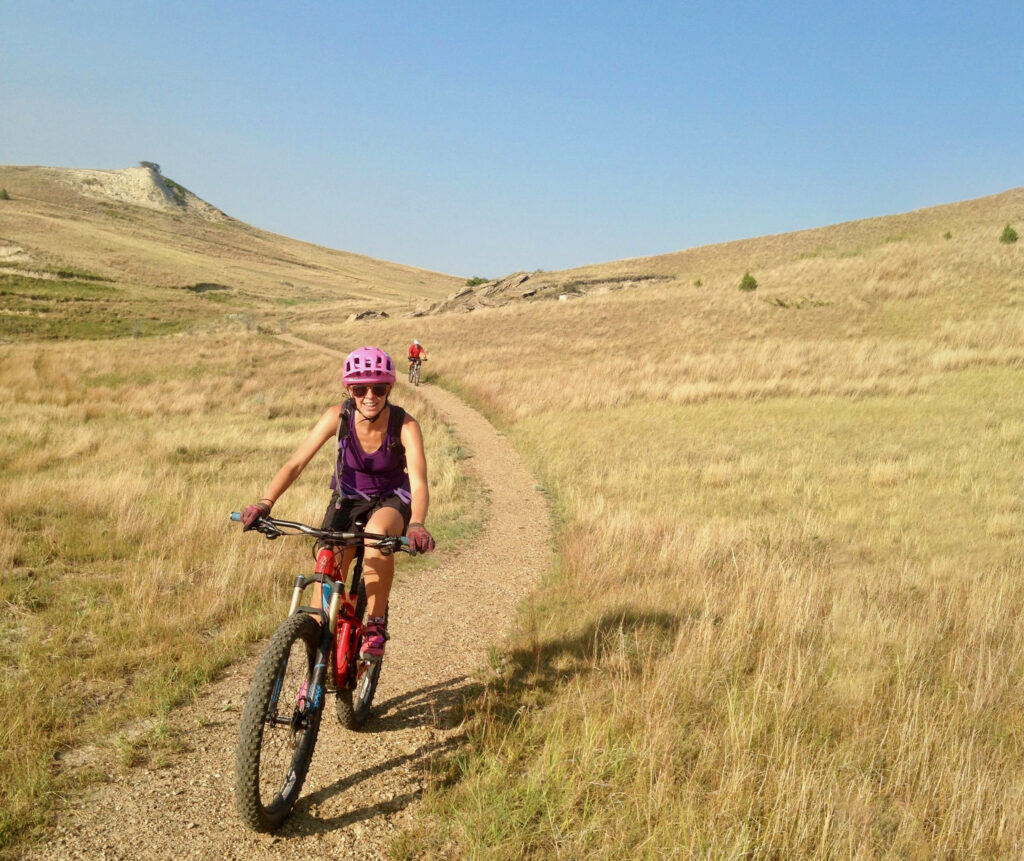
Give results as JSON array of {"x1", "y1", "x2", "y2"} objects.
[
  {"x1": 0, "y1": 188, "x2": 9, "y2": 200},
  {"x1": 944, "y1": 231, "x2": 952, "y2": 240},
  {"x1": 999, "y1": 224, "x2": 1018, "y2": 244},
  {"x1": 694, "y1": 278, "x2": 703, "y2": 287},
  {"x1": 466, "y1": 276, "x2": 489, "y2": 287},
  {"x1": 739, "y1": 271, "x2": 758, "y2": 292}
]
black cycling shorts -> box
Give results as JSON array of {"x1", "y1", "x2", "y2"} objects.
[{"x1": 318, "y1": 492, "x2": 411, "y2": 546}]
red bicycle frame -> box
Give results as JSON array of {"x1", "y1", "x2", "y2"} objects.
[{"x1": 311, "y1": 546, "x2": 363, "y2": 689}]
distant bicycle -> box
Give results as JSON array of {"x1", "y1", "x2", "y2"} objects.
[
  {"x1": 408, "y1": 356, "x2": 426, "y2": 386},
  {"x1": 230, "y1": 512, "x2": 413, "y2": 832}
]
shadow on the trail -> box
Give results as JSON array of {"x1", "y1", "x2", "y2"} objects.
[
  {"x1": 282, "y1": 735, "x2": 462, "y2": 838},
  {"x1": 274, "y1": 610, "x2": 683, "y2": 841},
  {"x1": 274, "y1": 675, "x2": 481, "y2": 839},
  {"x1": 366, "y1": 674, "x2": 483, "y2": 733}
]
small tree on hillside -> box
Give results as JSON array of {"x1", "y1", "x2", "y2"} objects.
[
  {"x1": 0, "y1": 188, "x2": 9, "y2": 200},
  {"x1": 1000, "y1": 224, "x2": 1018, "y2": 244},
  {"x1": 139, "y1": 161, "x2": 162, "y2": 174},
  {"x1": 739, "y1": 271, "x2": 758, "y2": 292}
]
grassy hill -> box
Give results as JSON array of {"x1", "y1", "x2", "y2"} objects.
[
  {"x1": 0, "y1": 164, "x2": 461, "y2": 340},
  {"x1": 2, "y1": 175, "x2": 1023, "y2": 856},
  {"x1": 296, "y1": 187, "x2": 1024, "y2": 856},
  {"x1": 541, "y1": 185, "x2": 1024, "y2": 294}
]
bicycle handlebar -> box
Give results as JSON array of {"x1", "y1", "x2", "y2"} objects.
[{"x1": 230, "y1": 512, "x2": 413, "y2": 555}]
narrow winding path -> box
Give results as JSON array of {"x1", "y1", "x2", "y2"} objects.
[{"x1": 32, "y1": 337, "x2": 550, "y2": 860}]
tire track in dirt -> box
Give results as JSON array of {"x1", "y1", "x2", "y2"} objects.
[{"x1": 29, "y1": 335, "x2": 550, "y2": 860}]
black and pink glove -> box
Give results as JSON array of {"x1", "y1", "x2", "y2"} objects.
[
  {"x1": 407, "y1": 522, "x2": 435, "y2": 553},
  {"x1": 241, "y1": 501, "x2": 271, "y2": 530}
]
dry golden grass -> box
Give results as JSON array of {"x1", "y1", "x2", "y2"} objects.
[
  {"x1": 3, "y1": 179, "x2": 1023, "y2": 857},
  {"x1": 0, "y1": 165, "x2": 462, "y2": 342},
  {"x1": 307, "y1": 196, "x2": 1024, "y2": 857},
  {"x1": 0, "y1": 332, "x2": 478, "y2": 849}
]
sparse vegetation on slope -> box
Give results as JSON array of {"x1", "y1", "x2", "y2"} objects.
[{"x1": 0, "y1": 165, "x2": 461, "y2": 343}]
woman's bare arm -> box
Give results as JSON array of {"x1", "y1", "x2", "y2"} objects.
[{"x1": 401, "y1": 415, "x2": 430, "y2": 526}]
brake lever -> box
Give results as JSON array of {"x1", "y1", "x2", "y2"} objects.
[{"x1": 257, "y1": 519, "x2": 284, "y2": 540}]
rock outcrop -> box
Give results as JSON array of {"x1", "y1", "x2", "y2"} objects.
[{"x1": 411, "y1": 272, "x2": 671, "y2": 316}]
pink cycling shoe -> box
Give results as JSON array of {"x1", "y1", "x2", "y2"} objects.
[{"x1": 360, "y1": 616, "x2": 389, "y2": 661}]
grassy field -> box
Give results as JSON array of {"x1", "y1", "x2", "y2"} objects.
[
  {"x1": 0, "y1": 332, "x2": 480, "y2": 850},
  {"x1": 2, "y1": 173, "x2": 1022, "y2": 856},
  {"x1": 292, "y1": 199, "x2": 1024, "y2": 856}
]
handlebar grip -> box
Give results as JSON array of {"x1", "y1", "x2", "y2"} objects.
[{"x1": 230, "y1": 512, "x2": 241, "y2": 521}]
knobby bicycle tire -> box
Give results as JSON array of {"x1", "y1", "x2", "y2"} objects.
[{"x1": 235, "y1": 613, "x2": 323, "y2": 831}]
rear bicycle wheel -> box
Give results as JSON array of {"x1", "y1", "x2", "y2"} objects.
[
  {"x1": 336, "y1": 590, "x2": 385, "y2": 730},
  {"x1": 235, "y1": 613, "x2": 323, "y2": 831},
  {"x1": 336, "y1": 656, "x2": 383, "y2": 729}
]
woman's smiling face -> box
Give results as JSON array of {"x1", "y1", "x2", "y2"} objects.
[{"x1": 348, "y1": 382, "x2": 391, "y2": 418}]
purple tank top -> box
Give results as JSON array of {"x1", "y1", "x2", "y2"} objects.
[{"x1": 331, "y1": 405, "x2": 411, "y2": 502}]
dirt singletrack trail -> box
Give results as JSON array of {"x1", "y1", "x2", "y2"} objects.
[{"x1": 31, "y1": 336, "x2": 551, "y2": 860}]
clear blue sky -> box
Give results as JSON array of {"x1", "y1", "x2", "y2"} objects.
[{"x1": 3, "y1": 1, "x2": 1022, "y2": 277}]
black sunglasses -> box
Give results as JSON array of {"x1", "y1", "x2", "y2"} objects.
[{"x1": 350, "y1": 383, "x2": 389, "y2": 398}]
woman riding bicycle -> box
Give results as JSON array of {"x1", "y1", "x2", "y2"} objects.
[{"x1": 239, "y1": 346, "x2": 434, "y2": 660}]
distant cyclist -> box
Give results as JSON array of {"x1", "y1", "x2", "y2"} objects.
[
  {"x1": 407, "y1": 339, "x2": 427, "y2": 383},
  {"x1": 239, "y1": 346, "x2": 435, "y2": 660}
]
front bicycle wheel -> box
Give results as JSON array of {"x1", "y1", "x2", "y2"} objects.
[
  {"x1": 235, "y1": 613, "x2": 323, "y2": 831},
  {"x1": 412, "y1": 364, "x2": 420, "y2": 386}
]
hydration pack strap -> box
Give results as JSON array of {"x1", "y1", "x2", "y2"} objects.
[{"x1": 333, "y1": 399, "x2": 355, "y2": 509}]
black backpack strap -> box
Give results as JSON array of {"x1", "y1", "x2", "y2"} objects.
[
  {"x1": 336, "y1": 398, "x2": 354, "y2": 446},
  {"x1": 388, "y1": 405, "x2": 406, "y2": 458},
  {"x1": 332, "y1": 400, "x2": 354, "y2": 509}
]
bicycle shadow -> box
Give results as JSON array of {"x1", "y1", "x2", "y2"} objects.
[
  {"x1": 368, "y1": 674, "x2": 483, "y2": 732},
  {"x1": 475, "y1": 606, "x2": 684, "y2": 720},
  {"x1": 275, "y1": 610, "x2": 682, "y2": 841},
  {"x1": 275, "y1": 675, "x2": 479, "y2": 838},
  {"x1": 282, "y1": 735, "x2": 462, "y2": 838}
]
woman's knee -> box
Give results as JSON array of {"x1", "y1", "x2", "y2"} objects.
[{"x1": 365, "y1": 506, "x2": 405, "y2": 537}]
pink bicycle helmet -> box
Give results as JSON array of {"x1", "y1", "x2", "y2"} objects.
[{"x1": 343, "y1": 346, "x2": 396, "y2": 385}]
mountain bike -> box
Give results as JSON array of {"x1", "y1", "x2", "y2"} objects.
[
  {"x1": 229, "y1": 512, "x2": 412, "y2": 832},
  {"x1": 408, "y1": 356, "x2": 425, "y2": 386}
]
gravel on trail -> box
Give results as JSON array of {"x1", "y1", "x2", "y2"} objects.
[{"x1": 28, "y1": 336, "x2": 551, "y2": 861}]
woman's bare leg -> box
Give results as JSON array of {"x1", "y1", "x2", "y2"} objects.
[{"x1": 361, "y1": 506, "x2": 406, "y2": 618}]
